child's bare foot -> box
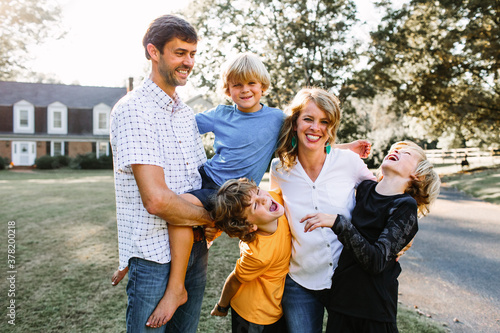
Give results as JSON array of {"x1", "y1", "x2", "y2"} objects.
[
  {"x1": 146, "y1": 285, "x2": 188, "y2": 328},
  {"x1": 111, "y1": 267, "x2": 128, "y2": 286}
]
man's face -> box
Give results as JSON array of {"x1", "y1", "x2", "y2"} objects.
[{"x1": 157, "y1": 38, "x2": 197, "y2": 88}]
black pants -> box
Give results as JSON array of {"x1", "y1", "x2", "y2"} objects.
[{"x1": 327, "y1": 311, "x2": 398, "y2": 333}]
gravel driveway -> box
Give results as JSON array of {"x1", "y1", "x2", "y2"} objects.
[{"x1": 398, "y1": 185, "x2": 500, "y2": 333}]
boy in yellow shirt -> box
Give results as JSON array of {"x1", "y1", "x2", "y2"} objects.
[{"x1": 210, "y1": 178, "x2": 291, "y2": 333}]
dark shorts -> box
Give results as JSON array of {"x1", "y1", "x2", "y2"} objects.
[
  {"x1": 231, "y1": 308, "x2": 288, "y2": 333},
  {"x1": 189, "y1": 165, "x2": 219, "y2": 211}
]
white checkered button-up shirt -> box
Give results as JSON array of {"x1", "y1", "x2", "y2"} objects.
[{"x1": 110, "y1": 78, "x2": 207, "y2": 270}]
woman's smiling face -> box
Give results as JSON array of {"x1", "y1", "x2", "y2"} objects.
[{"x1": 294, "y1": 101, "x2": 330, "y2": 154}]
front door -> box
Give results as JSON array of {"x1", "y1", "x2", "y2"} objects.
[{"x1": 12, "y1": 141, "x2": 36, "y2": 166}]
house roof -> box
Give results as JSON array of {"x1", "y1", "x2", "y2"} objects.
[{"x1": 0, "y1": 81, "x2": 127, "y2": 108}]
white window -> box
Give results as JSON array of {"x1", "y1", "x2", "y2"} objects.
[
  {"x1": 51, "y1": 141, "x2": 64, "y2": 156},
  {"x1": 54, "y1": 112, "x2": 62, "y2": 128},
  {"x1": 48, "y1": 102, "x2": 68, "y2": 134},
  {"x1": 93, "y1": 103, "x2": 111, "y2": 135},
  {"x1": 96, "y1": 141, "x2": 109, "y2": 158},
  {"x1": 13, "y1": 100, "x2": 35, "y2": 133},
  {"x1": 20, "y1": 110, "x2": 29, "y2": 126}
]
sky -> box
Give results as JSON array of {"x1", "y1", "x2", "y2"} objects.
[{"x1": 27, "y1": 0, "x2": 386, "y2": 95}]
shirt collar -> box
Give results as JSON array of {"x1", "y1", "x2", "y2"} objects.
[{"x1": 143, "y1": 78, "x2": 183, "y2": 111}]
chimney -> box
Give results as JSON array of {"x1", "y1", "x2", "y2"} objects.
[{"x1": 127, "y1": 77, "x2": 134, "y2": 92}]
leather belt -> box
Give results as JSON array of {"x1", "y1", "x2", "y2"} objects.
[{"x1": 193, "y1": 227, "x2": 205, "y2": 243}]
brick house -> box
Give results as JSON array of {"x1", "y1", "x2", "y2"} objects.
[{"x1": 0, "y1": 81, "x2": 127, "y2": 166}]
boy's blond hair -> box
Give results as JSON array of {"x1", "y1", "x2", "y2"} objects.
[
  {"x1": 275, "y1": 87, "x2": 342, "y2": 171},
  {"x1": 220, "y1": 53, "x2": 271, "y2": 97},
  {"x1": 211, "y1": 178, "x2": 259, "y2": 243},
  {"x1": 378, "y1": 141, "x2": 441, "y2": 217}
]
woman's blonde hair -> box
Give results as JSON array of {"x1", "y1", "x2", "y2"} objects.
[
  {"x1": 275, "y1": 87, "x2": 342, "y2": 171},
  {"x1": 211, "y1": 178, "x2": 259, "y2": 243},
  {"x1": 219, "y1": 52, "x2": 271, "y2": 97},
  {"x1": 377, "y1": 141, "x2": 441, "y2": 217}
]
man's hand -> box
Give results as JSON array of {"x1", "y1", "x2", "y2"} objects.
[{"x1": 205, "y1": 226, "x2": 222, "y2": 242}]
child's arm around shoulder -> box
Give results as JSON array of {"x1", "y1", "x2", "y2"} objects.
[{"x1": 332, "y1": 198, "x2": 418, "y2": 275}]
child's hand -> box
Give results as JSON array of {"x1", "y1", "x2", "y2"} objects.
[
  {"x1": 350, "y1": 140, "x2": 372, "y2": 159},
  {"x1": 301, "y1": 213, "x2": 337, "y2": 232},
  {"x1": 396, "y1": 238, "x2": 414, "y2": 261},
  {"x1": 210, "y1": 303, "x2": 229, "y2": 317},
  {"x1": 111, "y1": 267, "x2": 128, "y2": 286}
]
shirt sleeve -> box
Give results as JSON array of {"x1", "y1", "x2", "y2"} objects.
[
  {"x1": 195, "y1": 107, "x2": 216, "y2": 134},
  {"x1": 234, "y1": 243, "x2": 272, "y2": 283},
  {"x1": 269, "y1": 159, "x2": 281, "y2": 191},
  {"x1": 332, "y1": 200, "x2": 418, "y2": 275},
  {"x1": 354, "y1": 156, "x2": 377, "y2": 187}
]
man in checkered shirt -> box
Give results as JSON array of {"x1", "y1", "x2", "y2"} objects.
[{"x1": 110, "y1": 15, "x2": 213, "y2": 333}]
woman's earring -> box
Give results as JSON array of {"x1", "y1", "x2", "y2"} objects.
[
  {"x1": 291, "y1": 136, "x2": 297, "y2": 149},
  {"x1": 325, "y1": 142, "x2": 331, "y2": 154}
]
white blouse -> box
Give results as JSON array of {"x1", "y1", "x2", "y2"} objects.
[{"x1": 270, "y1": 149, "x2": 376, "y2": 290}]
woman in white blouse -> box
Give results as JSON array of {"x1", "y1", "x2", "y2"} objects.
[{"x1": 270, "y1": 88, "x2": 376, "y2": 333}]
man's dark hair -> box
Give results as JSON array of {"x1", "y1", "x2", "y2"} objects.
[{"x1": 142, "y1": 15, "x2": 198, "y2": 59}]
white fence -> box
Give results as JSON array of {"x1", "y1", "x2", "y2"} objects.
[{"x1": 424, "y1": 148, "x2": 500, "y2": 171}]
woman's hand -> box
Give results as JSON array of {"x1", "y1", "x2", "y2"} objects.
[
  {"x1": 301, "y1": 213, "x2": 338, "y2": 232},
  {"x1": 349, "y1": 140, "x2": 372, "y2": 158}
]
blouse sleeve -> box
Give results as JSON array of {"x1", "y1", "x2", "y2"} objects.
[{"x1": 332, "y1": 201, "x2": 418, "y2": 275}]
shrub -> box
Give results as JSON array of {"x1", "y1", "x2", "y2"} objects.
[
  {"x1": 70, "y1": 153, "x2": 113, "y2": 170},
  {"x1": 0, "y1": 157, "x2": 7, "y2": 170},
  {"x1": 55, "y1": 155, "x2": 71, "y2": 167},
  {"x1": 97, "y1": 154, "x2": 113, "y2": 169},
  {"x1": 35, "y1": 155, "x2": 58, "y2": 169}
]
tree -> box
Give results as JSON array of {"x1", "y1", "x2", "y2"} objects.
[
  {"x1": 0, "y1": 0, "x2": 63, "y2": 80},
  {"x1": 357, "y1": 0, "x2": 500, "y2": 147},
  {"x1": 181, "y1": 0, "x2": 360, "y2": 109}
]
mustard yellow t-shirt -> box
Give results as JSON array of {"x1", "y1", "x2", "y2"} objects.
[{"x1": 231, "y1": 190, "x2": 292, "y2": 325}]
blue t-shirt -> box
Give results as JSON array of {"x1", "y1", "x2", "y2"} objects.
[{"x1": 195, "y1": 104, "x2": 284, "y2": 186}]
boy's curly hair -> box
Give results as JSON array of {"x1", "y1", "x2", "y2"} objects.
[{"x1": 211, "y1": 178, "x2": 259, "y2": 243}]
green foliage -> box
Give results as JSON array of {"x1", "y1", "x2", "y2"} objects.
[
  {"x1": 35, "y1": 154, "x2": 72, "y2": 169},
  {"x1": 356, "y1": 0, "x2": 500, "y2": 146},
  {"x1": 182, "y1": 0, "x2": 360, "y2": 109},
  {"x1": 70, "y1": 153, "x2": 113, "y2": 170},
  {"x1": 0, "y1": 0, "x2": 64, "y2": 79},
  {"x1": 0, "y1": 156, "x2": 9, "y2": 170},
  {"x1": 35, "y1": 155, "x2": 58, "y2": 169}
]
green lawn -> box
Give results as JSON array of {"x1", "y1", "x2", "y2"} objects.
[
  {"x1": 0, "y1": 169, "x2": 444, "y2": 332},
  {"x1": 440, "y1": 166, "x2": 500, "y2": 205}
]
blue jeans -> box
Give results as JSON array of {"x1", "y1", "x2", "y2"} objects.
[
  {"x1": 282, "y1": 275, "x2": 326, "y2": 333},
  {"x1": 126, "y1": 240, "x2": 209, "y2": 333}
]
